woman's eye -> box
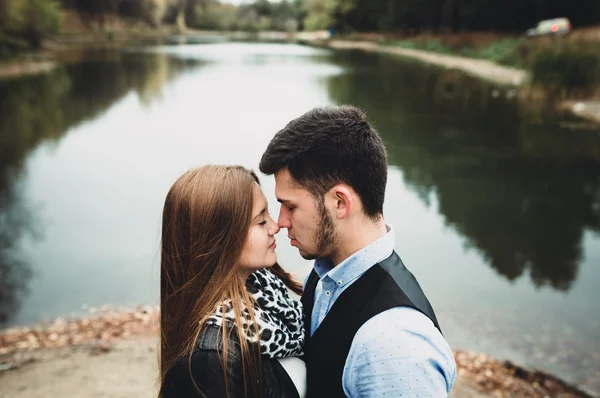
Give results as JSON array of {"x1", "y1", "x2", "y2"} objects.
[{"x1": 259, "y1": 220, "x2": 267, "y2": 226}]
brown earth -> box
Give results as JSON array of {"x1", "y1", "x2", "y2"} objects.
[{"x1": 0, "y1": 307, "x2": 593, "y2": 398}]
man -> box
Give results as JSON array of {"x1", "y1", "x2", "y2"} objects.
[{"x1": 259, "y1": 105, "x2": 456, "y2": 397}]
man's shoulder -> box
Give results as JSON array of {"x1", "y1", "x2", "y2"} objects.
[
  {"x1": 348, "y1": 306, "x2": 455, "y2": 376},
  {"x1": 352, "y1": 306, "x2": 447, "y2": 350},
  {"x1": 343, "y1": 307, "x2": 457, "y2": 396}
]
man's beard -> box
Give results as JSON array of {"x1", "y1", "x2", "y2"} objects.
[{"x1": 301, "y1": 200, "x2": 336, "y2": 260}]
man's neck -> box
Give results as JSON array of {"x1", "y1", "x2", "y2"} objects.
[{"x1": 330, "y1": 219, "x2": 388, "y2": 266}]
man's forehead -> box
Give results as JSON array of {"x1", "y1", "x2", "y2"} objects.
[
  {"x1": 274, "y1": 169, "x2": 295, "y2": 189},
  {"x1": 274, "y1": 170, "x2": 305, "y2": 197}
]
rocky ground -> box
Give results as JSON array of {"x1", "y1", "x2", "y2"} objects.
[{"x1": 0, "y1": 306, "x2": 593, "y2": 398}]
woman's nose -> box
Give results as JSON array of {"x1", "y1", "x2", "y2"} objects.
[{"x1": 268, "y1": 217, "x2": 280, "y2": 235}]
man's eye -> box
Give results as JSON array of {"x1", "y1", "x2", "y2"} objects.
[{"x1": 288, "y1": 206, "x2": 295, "y2": 211}]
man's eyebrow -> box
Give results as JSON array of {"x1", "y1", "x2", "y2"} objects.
[
  {"x1": 277, "y1": 198, "x2": 292, "y2": 204},
  {"x1": 253, "y1": 208, "x2": 266, "y2": 220}
]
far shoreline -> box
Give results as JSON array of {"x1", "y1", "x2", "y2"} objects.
[{"x1": 3, "y1": 30, "x2": 599, "y2": 127}]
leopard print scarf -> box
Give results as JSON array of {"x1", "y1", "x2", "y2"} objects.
[{"x1": 205, "y1": 268, "x2": 305, "y2": 358}]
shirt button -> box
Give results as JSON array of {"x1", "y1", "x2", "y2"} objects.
[
  {"x1": 337, "y1": 280, "x2": 342, "y2": 286},
  {"x1": 325, "y1": 291, "x2": 331, "y2": 296}
]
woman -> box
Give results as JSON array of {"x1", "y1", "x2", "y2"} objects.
[{"x1": 159, "y1": 165, "x2": 305, "y2": 398}]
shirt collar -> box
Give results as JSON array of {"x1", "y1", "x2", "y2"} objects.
[{"x1": 314, "y1": 224, "x2": 395, "y2": 288}]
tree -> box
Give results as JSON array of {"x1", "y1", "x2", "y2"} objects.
[
  {"x1": 11, "y1": 0, "x2": 62, "y2": 48},
  {"x1": 118, "y1": 0, "x2": 167, "y2": 27},
  {"x1": 303, "y1": 0, "x2": 357, "y2": 31},
  {"x1": 299, "y1": 0, "x2": 600, "y2": 33},
  {"x1": 192, "y1": 2, "x2": 237, "y2": 30}
]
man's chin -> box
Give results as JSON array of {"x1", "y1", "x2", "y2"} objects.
[{"x1": 299, "y1": 249, "x2": 318, "y2": 261}]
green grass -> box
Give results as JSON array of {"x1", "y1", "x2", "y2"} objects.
[{"x1": 381, "y1": 38, "x2": 523, "y2": 65}]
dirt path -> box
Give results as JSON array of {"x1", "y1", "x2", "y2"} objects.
[
  {"x1": 563, "y1": 100, "x2": 600, "y2": 125},
  {"x1": 0, "y1": 338, "x2": 158, "y2": 397},
  {"x1": 0, "y1": 303, "x2": 593, "y2": 397},
  {"x1": 0, "y1": 337, "x2": 487, "y2": 398},
  {"x1": 1, "y1": 307, "x2": 593, "y2": 398},
  {"x1": 326, "y1": 40, "x2": 528, "y2": 86}
]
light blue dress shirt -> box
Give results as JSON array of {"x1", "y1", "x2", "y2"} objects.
[{"x1": 306, "y1": 225, "x2": 456, "y2": 397}]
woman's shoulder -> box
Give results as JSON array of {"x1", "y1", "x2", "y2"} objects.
[
  {"x1": 166, "y1": 324, "x2": 244, "y2": 382},
  {"x1": 164, "y1": 324, "x2": 301, "y2": 398},
  {"x1": 162, "y1": 325, "x2": 244, "y2": 397},
  {"x1": 194, "y1": 323, "x2": 245, "y2": 358}
]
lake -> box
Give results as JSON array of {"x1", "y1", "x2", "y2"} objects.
[{"x1": 0, "y1": 41, "x2": 599, "y2": 394}]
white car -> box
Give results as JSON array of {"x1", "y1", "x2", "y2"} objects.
[{"x1": 526, "y1": 18, "x2": 572, "y2": 37}]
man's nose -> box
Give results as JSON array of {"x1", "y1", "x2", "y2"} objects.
[{"x1": 278, "y1": 208, "x2": 291, "y2": 229}]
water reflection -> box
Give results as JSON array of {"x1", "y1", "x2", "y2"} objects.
[
  {"x1": 0, "y1": 174, "x2": 35, "y2": 325},
  {"x1": 327, "y1": 51, "x2": 600, "y2": 291},
  {"x1": 0, "y1": 51, "x2": 200, "y2": 326},
  {"x1": 0, "y1": 71, "x2": 70, "y2": 325}
]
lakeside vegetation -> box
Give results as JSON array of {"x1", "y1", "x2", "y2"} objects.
[
  {"x1": 0, "y1": 0, "x2": 62, "y2": 58},
  {"x1": 0, "y1": 0, "x2": 303, "y2": 59},
  {"x1": 377, "y1": 35, "x2": 600, "y2": 98}
]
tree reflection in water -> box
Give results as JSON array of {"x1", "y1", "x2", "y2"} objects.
[
  {"x1": 0, "y1": 50, "x2": 201, "y2": 326},
  {"x1": 326, "y1": 50, "x2": 600, "y2": 291}
]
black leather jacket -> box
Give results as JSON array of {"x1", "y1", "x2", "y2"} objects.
[{"x1": 162, "y1": 325, "x2": 300, "y2": 398}]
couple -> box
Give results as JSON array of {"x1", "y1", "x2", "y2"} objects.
[{"x1": 158, "y1": 106, "x2": 456, "y2": 397}]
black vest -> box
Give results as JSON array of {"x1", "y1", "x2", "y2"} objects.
[{"x1": 300, "y1": 251, "x2": 441, "y2": 398}]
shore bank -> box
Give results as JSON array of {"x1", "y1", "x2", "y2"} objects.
[
  {"x1": 324, "y1": 39, "x2": 528, "y2": 87},
  {"x1": 0, "y1": 28, "x2": 174, "y2": 80},
  {"x1": 0, "y1": 307, "x2": 593, "y2": 398},
  {"x1": 561, "y1": 100, "x2": 600, "y2": 125},
  {"x1": 0, "y1": 59, "x2": 57, "y2": 79}
]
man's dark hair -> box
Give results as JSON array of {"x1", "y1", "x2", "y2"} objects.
[{"x1": 259, "y1": 105, "x2": 388, "y2": 219}]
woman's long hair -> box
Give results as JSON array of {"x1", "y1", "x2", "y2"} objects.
[{"x1": 158, "y1": 165, "x2": 302, "y2": 397}]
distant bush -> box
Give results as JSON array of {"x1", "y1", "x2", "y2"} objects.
[
  {"x1": 530, "y1": 45, "x2": 600, "y2": 96},
  {"x1": 236, "y1": 11, "x2": 272, "y2": 32},
  {"x1": 0, "y1": 0, "x2": 62, "y2": 56},
  {"x1": 193, "y1": 3, "x2": 238, "y2": 31},
  {"x1": 118, "y1": 0, "x2": 168, "y2": 28},
  {"x1": 0, "y1": 34, "x2": 30, "y2": 59},
  {"x1": 13, "y1": 0, "x2": 62, "y2": 47}
]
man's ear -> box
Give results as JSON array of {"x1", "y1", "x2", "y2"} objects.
[{"x1": 327, "y1": 185, "x2": 352, "y2": 219}]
